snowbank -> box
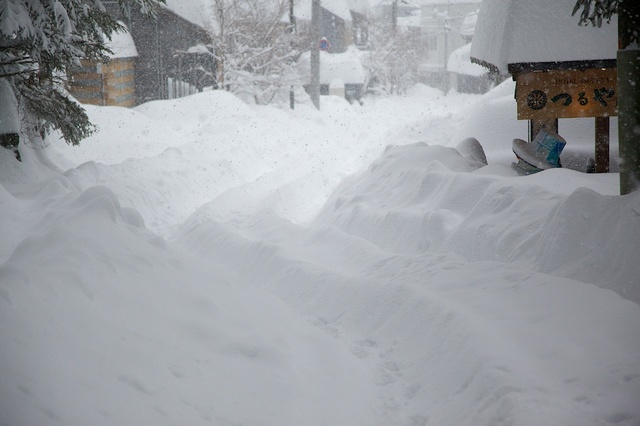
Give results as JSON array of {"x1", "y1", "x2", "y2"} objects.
[
  {"x1": 176, "y1": 142, "x2": 640, "y2": 425},
  {"x1": 315, "y1": 142, "x2": 640, "y2": 302},
  {"x1": 0, "y1": 150, "x2": 377, "y2": 426},
  {"x1": 2, "y1": 84, "x2": 639, "y2": 426}
]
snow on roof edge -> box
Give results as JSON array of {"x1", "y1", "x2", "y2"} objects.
[
  {"x1": 295, "y1": 0, "x2": 353, "y2": 22},
  {"x1": 471, "y1": 0, "x2": 617, "y2": 74},
  {"x1": 162, "y1": 0, "x2": 209, "y2": 29},
  {"x1": 106, "y1": 22, "x2": 138, "y2": 59},
  {"x1": 448, "y1": 43, "x2": 487, "y2": 76}
]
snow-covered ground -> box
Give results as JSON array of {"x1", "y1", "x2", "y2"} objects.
[{"x1": 1, "y1": 82, "x2": 639, "y2": 426}]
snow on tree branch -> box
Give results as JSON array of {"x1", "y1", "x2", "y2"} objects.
[
  {"x1": 205, "y1": 0, "x2": 300, "y2": 105},
  {"x1": 0, "y1": 0, "x2": 165, "y2": 146}
]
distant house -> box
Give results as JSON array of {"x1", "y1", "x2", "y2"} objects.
[
  {"x1": 68, "y1": 1, "x2": 214, "y2": 106},
  {"x1": 372, "y1": 0, "x2": 420, "y2": 25},
  {"x1": 446, "y1": 42, "x2": 491, "y2": 94},
  {"x1": 69, "y1": 24, "x2": 138, "y2": 107},
  {"x1": 418, "y1": 0, "x2": 482, "y2": 91},
  {"x1": 298, "y1": 48, "x2": 367, "y2": 103},
  {"x1": 295, "y1": 0, "x2": 354, "y2": 53},
  {"x1": 445, "y1": 11, "x2": 492, "y2": 94},
  {"x1": 294, "y1": 0, "x2": 368, "y2": 101}
]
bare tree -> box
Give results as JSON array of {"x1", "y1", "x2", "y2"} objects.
[
  {"x1": 364, "y1": 17, "x2": 426, "y2": 95},
  {"x1": 206, "y1": 0, "x2": 301, "y2": 104}
]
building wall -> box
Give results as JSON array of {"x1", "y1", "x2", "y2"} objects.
[
  {"x1": 104, "y1": 3, "x2": 213, "y2": 105},
  {"x1": 319, "y1": 7, "x2": 352, "y2": 53},
  {"x1": 68, "y1": 61, "x2": 103, "y2": 106},
  {"x1": 68, "y1": 58, "x2": 136, "y2": 107},
  {"x1": 450, "y1": 73, "x2": 493, "y2": 94},
  {"x1": 296, "y1": 6, "x2": 354, "y2": 54},
  {"x1": 103, "y1": 59, "x2": 137, "y2": 107}
]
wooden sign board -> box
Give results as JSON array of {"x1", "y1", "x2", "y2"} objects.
[{"x1": 515, "y1": 68, "x2": 617, "y2": 120}]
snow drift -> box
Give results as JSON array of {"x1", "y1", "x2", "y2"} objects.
[{"x1": 1, "y1": 85, "x2": 639, "y2": 426}]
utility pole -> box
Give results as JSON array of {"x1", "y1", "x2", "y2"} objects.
[
  {"x1": 310, "y1": 0, "x2": 321, "y2": 109},
  {"x1": 289, "y1": 0, "x2": 296, "y2": 109},
  {"x1": 442, "y1": 6, "x2": 451, "y2": 93},
  {"x1": 392, "y1": 0, "x2": 398, "y2": 33},
  {"x1": 618, "y1": 0, "x2": 640, "y2": 194},
  {"x1": 390, "y1": 0, "x2": 398, "y2": 94}
]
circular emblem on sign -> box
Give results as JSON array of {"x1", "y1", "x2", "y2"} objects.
[
  {"x1": 526, "y1": 90, "x2": 547, "y2": 110},
  {"x1": 319, "y1": 37, "x2": 331, "y2": 51}
]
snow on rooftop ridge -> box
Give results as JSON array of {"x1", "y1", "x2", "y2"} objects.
[
  {"x1": 298, "y1": 46, "x2": 366, "y2": 85},
  {"x1": 349, "y1": 0, "x2": 371, "y2": 15},
  {"x1": 163, "y1": 0, "x2": 210, "y2": 28},
  {"x1": 295, "y1": 0, "x2": 353, "y2": 21},
  {"x1": 106, "y1": 23, "x2": 138, "y2": 59},
  {"x1": 471, "y1": 0, "x2": 617, "y2": 74},
  {"x1": 411, "y1": 0, "x2": 482, "y2": 5},
  {"x1": 374, "y1": 0, "x2": 479, "y2": 5},
  {"x1": 435, "y1": 0, "x2": 480, "y2": 3},
  {"x1": 448, "y1": 43, "x2": 487, "y2": 76}
]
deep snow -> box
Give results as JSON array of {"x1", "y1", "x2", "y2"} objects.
[{"x1": 1, "y1": 83, "x2": 639, "y2": 426}]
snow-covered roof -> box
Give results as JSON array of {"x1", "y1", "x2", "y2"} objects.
[
  {"x1": 163, "y1": 0, "x2": 210, "y2": 28},
  {"x1": 298, "y1": 47, "x2": 366, "y2": 85},
  {"x1": 295, "y1": 0, "x2": 353, "y2": 21},
  {"x1": 416, "y1": 0, "x2": 481, "y2": 5},
  {"x1": 349, "y1": 0, "x2": 371, "y2": 15},
  {"x1": 398, "y1": 10, "x2": 422, "y2": 28},
  {"x1": 106, "y1": 23, "x2": 138, "y2": 59},
  {"x1": 375, "y1": 0, "x2": 480, "y2": 5},
  {"x1": 470, "y1": 0, "x2": 617, "y2": 74},
  {"x1": 447, "y1": 43, "x2": 487, "y2": 76}
]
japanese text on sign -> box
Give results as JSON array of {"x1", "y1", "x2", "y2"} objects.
[{"x1": 515, "y1": 68, "x2": 617, "y2": 120}]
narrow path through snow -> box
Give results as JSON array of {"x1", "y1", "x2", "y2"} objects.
[{"x1": 176, "y1": 208, "x2": 640, "y2": 425}]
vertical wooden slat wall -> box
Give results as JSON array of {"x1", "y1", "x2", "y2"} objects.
[
  {"x1": 68, "y1": 58, "x2": 136, "y2": 107},
  {"x1": 68, "y1": 60, "x2": 104, "y2": 106},
  {"x1": 102, "y1": 59, "x2": 136, "y2": 107}
]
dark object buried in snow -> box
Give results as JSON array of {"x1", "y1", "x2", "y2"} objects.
[{"x1": 0, "y1": 80, "x2": 22, "y2": 162}]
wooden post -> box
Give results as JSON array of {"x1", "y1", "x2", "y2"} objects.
[
  {"x1": 595, "y1": 116, "x2": 610, "y2": 173},
  {"x1": 618, "y1": 0, "x2": 640, "y2": 194},
  {"x1": 529, "y1": 118, "x2": 558, "y2": 142}
]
